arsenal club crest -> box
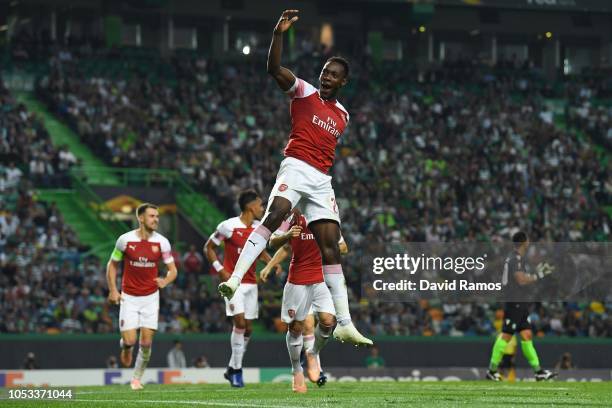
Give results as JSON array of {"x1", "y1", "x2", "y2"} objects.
[
  {"x1": 152, "y1": 245, "x2": 159, "y2": 253},
  {"x1": 288, "y1": 309, "x2": 296, "y2": 318}
]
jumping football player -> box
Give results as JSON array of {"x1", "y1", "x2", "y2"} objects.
[
  {"x1": 218, "y1": 9, "x2": 372, "y2": 347},
  {"x1": 106, "y1": 203, "x2": 178, "y2": 390}
]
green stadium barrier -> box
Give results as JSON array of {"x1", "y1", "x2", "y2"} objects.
[
  {"x1": 35, "y1": 188, "x2": 129, "y2": 260},
  {"x1": 71, "y1": 166, "x2": 225, "y2": 237},
  {"x1": 71, "y1": 171, "x2": 131, "y2": 237}
]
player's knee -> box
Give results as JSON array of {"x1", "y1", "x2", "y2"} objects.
[
  {"x1": 288, "y1": 328, "x2": 302, "y2": 338},
  {"x1": 289, "y1": 321, "x2": 303, "y2": 334},
  {"x1": 139, "y1": 341, "x2": 152, "y2": 348},
  {"x1": 233, "y1": 320, "x2": 246, "y2": 330},
  {"x1": 319, "y1": 314, "x2": 336, "y2": 328},
  {"x1": 303, "y1": 320, "x2": 315, "y2": 334},
  {"x1": 318, "y1": 322, "x2": 334, "y2": 336},
  {"x1": 122, "y1": 340, "x2": 136, "y2": 349},
  {"x1": 320, "y1": 245, "x2": 341, "y2": 264},
  {"x1": 520, "y1": 331, "x2": 533, "y2": 341}
]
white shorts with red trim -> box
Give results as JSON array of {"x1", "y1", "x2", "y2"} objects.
[
  {"x1": 281, "y1": 281, "x2": 335, "y2": 324},
  {"x1": 266, "y1": 157, "x2": 341, "y2": 225},
  {"x1": 119, "y1": 291, "x2": 159, "y2": 331},
  {"x1": 224, "y1": 283, "x2": 258, "y2": 319}
]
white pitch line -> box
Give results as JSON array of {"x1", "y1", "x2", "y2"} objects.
[
  {"x1": 67, "y1": 398, "x2": 303, "y2": 408},
  {"x1": 75, "y1": 385, "x2": 571, "y2": 395},
  {"x1": 77, "y1": 389, "x2": 239, "y2": 395},
  {"x1": 391, "y1": 385, "x2": 571, "y2": 391}
]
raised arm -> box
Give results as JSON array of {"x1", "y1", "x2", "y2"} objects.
[{"x1": 267, "y1": 10, "x2": 299, "y2": 91}]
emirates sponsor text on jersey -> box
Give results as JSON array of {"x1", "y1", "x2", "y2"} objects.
[{"x1": 312, "y1": 115, "x2": 341, "y2": 138}]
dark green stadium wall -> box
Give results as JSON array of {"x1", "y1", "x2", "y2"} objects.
[{"x1": 0, "y1": 335, "x2": 610, "y2": 370}]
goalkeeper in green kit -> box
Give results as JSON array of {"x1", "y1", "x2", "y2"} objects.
[{"x1": 486, "y1": 232, "x2": 557, "y2": 381}]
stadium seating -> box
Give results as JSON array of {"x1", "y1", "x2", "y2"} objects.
[{"x1": 1, "y1": 48, "x2": 610, "y2": 336}]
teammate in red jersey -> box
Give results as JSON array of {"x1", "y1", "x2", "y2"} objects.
[
  {"x1": 106, "y1": 203, "x2": 178, "y2": 391},
  {"x1": 219, "y1": 9, "x2": 372, "y2": 347},
  {"x1": 260, "y1": 209, "x2": 348, "y2": 393},
  {"x1": 204, "y1": 189, "x2": 280, "y2": 388}
]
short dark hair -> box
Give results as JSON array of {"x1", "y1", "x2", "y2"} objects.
[
  {"x1": 512, "y1": 231, "x2": 528, "y2": 246},
  {"x1": 326, "y1": 56, "x2": 349, "y2": 78},
  {"x1": 136, "y1": 203, "x2": 158, "y2": 217},
  {"x1": 238, "y1": 189, "x2": 259, "y2": 211}
]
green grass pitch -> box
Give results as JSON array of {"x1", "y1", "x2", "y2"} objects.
[{"x1": 2, "y1": 382, "x2": 611, "y2": 407}]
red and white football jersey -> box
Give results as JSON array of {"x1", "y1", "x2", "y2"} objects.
[
  {"x1": 279, "y1": 214, "x2": 324, "y2": 285},
  {"x1": 113, "y1": 230, "x2": 174, "y2": 296},
  {"x1": 211, "y1": 217, "x2": 259, "y2": 284},
  {"x1": 284, "y1": 78, "x2": 349, "y2": 174}
]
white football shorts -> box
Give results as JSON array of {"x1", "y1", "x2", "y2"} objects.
[
  {"x1": 225, "y1": 283, "x2": 259, "y2": 320},
  {"x1": 266, "y1": 157, "x2": 341, "y2": 225},
  {"x1": 281, "y1": 281, "x2": 335, "y2": 323},
  {"x1": 119, "y1": 290, "x2": 159, "y2": 331}
]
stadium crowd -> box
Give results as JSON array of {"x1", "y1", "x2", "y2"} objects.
[
  {"x1": 0, "y1": 178, "x2": 91, "y2": 333},
  {"x1": 352, "y1": 300, "x2": 612, "y2": 338},
  {"x1": 38, "y1": 54, "x2": 610, "y2": 243},
  {"x1": 564, "y1": 76, "x2": 612, "y2": 150},
  {"x1": 1, "y1": 49, "x2": 610, "y2": 336},
  {"x1": 0, "y1": 81, "x2": 232, "y2": 334},
  {"x1": 0, "y1": 80, "x2": 77, "y2": 188}
]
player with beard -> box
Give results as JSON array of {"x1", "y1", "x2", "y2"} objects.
[
  {"x1": 106, "y1": 203, "x2": 178, "y2": 390},
  {"x1": 205, "y1": 189, "x2": 280, "y2": 387}
]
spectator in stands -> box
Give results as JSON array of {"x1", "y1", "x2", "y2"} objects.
[
  {"x1": 167, "y1": 339, "x2": 187, "y2": 368},
  {"x1": 106, "y1": 355, "x2": 118, "y2": 369},
  {"x1": 555, "y1": 352, "x2": 575, "y2": 370},
  {"x1": 182, "y1": 244, "x2": 204, "y2": 274},
  {"x1": 365, "y1": 346, "x2": 385, "y2": 370},
  {"x1": 193, "y1": 355, "x2": 210, "y2": 368},
  {"x1": 0, "y1": 82, "x2": 75, "y2": 188},
  {"x1": 22, "y1": 352, "x2": 39, "y2": 369},
  {"x1": 5, "y1": 163, "x2": 23, "y2": 189}
]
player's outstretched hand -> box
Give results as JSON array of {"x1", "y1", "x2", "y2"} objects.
[
  {"x1": 108, "y1": 290, "x2": 122, "y2": 305},
  {"x1": 154, "y1": 277, "x2": 169, "y2": 289},
  {"x1": 274, "y1": 10, "x2": 299, "y2": 34}
]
